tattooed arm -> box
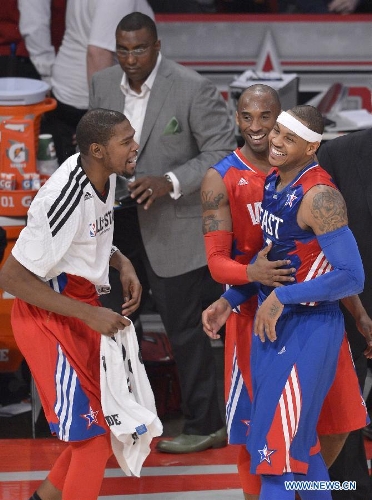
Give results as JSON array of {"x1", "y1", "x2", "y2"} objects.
[
  {"x1": 298, "y1": 184, "x2": 348, "y2": 235},
  {"x1": 201, "y1": 168, "x2": 232, "y2": 234},
  {"x1": 201, "y1": 168, "x2": 294, "y2": 286}
]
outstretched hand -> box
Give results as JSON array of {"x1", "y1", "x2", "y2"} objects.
[
  {"x1": 202, "y1": 297, "x2": 232, "y2": 339},
  {"x1": 247, "y1": 242, "x2": 296, "y2": 287}
]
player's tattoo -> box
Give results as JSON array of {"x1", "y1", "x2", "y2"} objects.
[
  {"x1": 310, "y1": 189, "x2": 347, "y2": 233},
  {"x1": 268, "y1": 302, "x2": 281, "y2": 319},
  {"x1": 202, "y1": 214, "x2": 223, "y2": 234},
  {"x1": 201, "y1": 190, "x2": 224, "y2": 211}
]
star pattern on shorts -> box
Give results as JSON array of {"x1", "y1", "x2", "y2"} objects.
[
  {"x1": 81, "y1": 406, "x2": 99, "y2": 428},
  {"x1": 258, "y1": 443, "x2": 276, "y2": 464}
]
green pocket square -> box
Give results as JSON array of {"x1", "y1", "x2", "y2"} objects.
[{"x1": 163, "y1": 116, "x2": 180, "y2": 135}]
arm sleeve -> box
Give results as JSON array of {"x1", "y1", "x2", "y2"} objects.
[
  {"x1": 222, "y1": 283, "x2": 259, "y2": 310},
  {"x1": 204, "y1": 231, "x2": 249, "y2": 285},
  {"x1": 275, "y1": 226, "x2": 364, "y2": 305}
]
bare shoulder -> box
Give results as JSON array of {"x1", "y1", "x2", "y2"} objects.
[{"x1": 301, "y1": 184, "x2": 348, "y2": 235}]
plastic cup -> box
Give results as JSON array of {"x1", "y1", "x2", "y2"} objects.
[{"x1": 37, "y1": 134, "x2": 57, "y2": 161}]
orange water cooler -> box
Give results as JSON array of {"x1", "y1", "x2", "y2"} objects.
[{"x1": 0, "y1": 78, "x2": 57, "y2": 373}]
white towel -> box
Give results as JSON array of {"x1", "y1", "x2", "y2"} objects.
[{"x1": 100, "y1": 321, "x2": 163, "y2": 476}]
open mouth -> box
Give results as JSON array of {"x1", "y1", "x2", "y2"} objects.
[
  {"x1": 270, "y1": 146, "x2": 285, "y2": 158},
  {"x1": 127, "y1": 154, "x2": 137, "y2": 165},
  {"x1": 250, "y1": 133, "x2": 265, "y2": 141}
]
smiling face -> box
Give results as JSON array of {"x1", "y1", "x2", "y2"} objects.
[
  {"x1": 236, "y1": 89, "x2": 281, "y2": 156},
  {"x1": 116, "y1": 27, "x2": 160, "y2": 92},
  {"x1": 100, "y1": 120, "x2": 139, "y2": 179},
  {"x1": 268, "y1": 117, "x2": 318, "y2": 174}
]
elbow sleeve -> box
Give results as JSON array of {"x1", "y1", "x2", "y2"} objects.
[
  {"x1": 204, "y1": 231, "x2": 249, "y2": 285},
  {"x1": 275, "y1": 226, "x2": 364, "y2": 305}
]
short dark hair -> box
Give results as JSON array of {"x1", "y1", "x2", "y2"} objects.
[
  {"x1": 239, "y1": 84, "x2": 281, "y2": 113},
  {"x1": 290, "y1": 105, "x2": 324, "y2": 135},
  {"x1": 116, "y1": 12, "x2": 157, "y2": 40},
  {"x1": 76, "y1": 109, "x2": 128, "y2": 155}
]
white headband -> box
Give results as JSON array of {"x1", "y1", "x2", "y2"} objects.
[{"x1": 276, "y1": 111, "x2": 323, "y2": 143}]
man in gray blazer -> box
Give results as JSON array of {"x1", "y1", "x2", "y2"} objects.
[{"x1": 89, "y1": 12, "x2": 236, "y2": 453}]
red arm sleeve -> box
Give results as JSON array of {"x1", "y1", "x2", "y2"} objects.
[{"x1": 204, "y1": 231, "x2": 249, "y2": 285}]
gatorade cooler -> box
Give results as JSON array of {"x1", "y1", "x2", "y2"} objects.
[
  {"x1": 0, "y1": 77, "x2": 57, "y2": 216},
  {"x1": 0, "y1": 216, "x2": 26, "y2": 372},
  {"x1": 0, "y1": 79, "x2": 56, "y2": 372}
]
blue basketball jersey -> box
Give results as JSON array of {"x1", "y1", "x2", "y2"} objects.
[
  {"x1": 247, "y1": 161, "x2": 345, "y2": 475},
  {"x1": 260, "y1": 161, "x2": 337, "y2": 305}
]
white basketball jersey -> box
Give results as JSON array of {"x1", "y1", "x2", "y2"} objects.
[{"x1": 13, "y1": 153, "x2": 116, "y2": 288}]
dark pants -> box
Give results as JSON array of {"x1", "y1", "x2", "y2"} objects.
[
  {"x1": 101, "y1": 207, "x2": 225, "y2": 435},
  {"x1": 0, "y1": 56, "x2": 40, "y2": 79},
  {"x1": 329, "y1": 306, "x2": 372, "y2": 500}
]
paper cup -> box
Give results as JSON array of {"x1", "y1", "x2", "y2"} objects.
[{"x1": 37, "y1": 134, "x2": 57, "y2": 161}]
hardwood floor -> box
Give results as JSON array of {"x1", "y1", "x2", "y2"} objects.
[
  {"x1": 1, "y1": 322, "x2": 371, "y2": 499},
  {"x1": 0, "y1": 437, "x2": 242, "y2": 499}
]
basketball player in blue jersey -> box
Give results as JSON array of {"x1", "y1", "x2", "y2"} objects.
[
  {"x1": 250, "y1": 106, "x2": 364, "y2": 499},
  {"x1": 0, "y1": 109, "x2": 142, "y2": 500},
  {"x1": 205, "y1": 105, "x2": 365, "y2": 499},
  {"x1": 202, "y1": 88, "x2": 370, "y2": 500}
]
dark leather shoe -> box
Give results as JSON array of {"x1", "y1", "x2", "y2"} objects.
[{"x1": 156, "y1": 426, "x2": 227, "y2": 454}]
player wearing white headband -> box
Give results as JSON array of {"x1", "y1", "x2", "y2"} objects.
[
  {"x1": 276, "y1": 110, "x2": 323, "y2": 144},
  {"x1": 202, "y1": 94, "x2": 370, "y2": 499},
  {"x1": 221, "y1": 105, "x2": 365, "y2": 499},
  {"x1": 252, "y1": 105, "x2": 364, "y2": 498}
]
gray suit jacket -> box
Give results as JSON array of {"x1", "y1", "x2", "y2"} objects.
[{"x1": 89, "y1": 57, "x2": 236, "y2": 277}]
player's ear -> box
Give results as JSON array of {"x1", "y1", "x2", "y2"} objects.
[
  {"x1": 235, "y1": 110, "x2": 239, "y2": 127},
  {"x1": 90, "y1": 142, "x2": 103, "y2": 159},
  {"x1": 307, "y1": 141, "x2": 320, "y2": 156}
]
